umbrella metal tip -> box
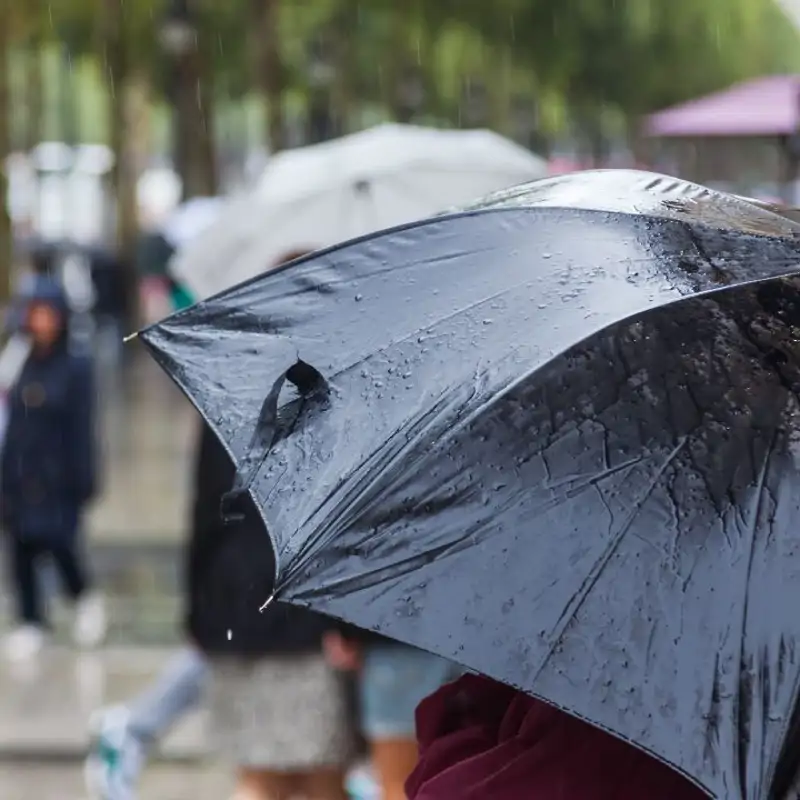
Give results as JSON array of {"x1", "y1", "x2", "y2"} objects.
[
  {"x1": 259, "y1": 593, "x2": 276, "y2": 612},
  {"x1": 123, "y1": 331, "x2": 139, "y2": 344}
]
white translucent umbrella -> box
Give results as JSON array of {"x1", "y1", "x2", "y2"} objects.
[
  {"x1": 162, "y1": 196, "x2": 225, "y2": 250},
  {"x1": 171, "y1": 123, "x2": 547, "y2": 300}
]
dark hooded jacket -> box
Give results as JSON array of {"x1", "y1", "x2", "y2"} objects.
[
  {"x1": 1, "y1": 278, "x2": 97, "y2": 543},
  {"x1": 186, "y1": 421, "x2": 336, "y2": 656}
]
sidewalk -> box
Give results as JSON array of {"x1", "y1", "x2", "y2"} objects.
[
  {"x1": 0, "y1": 647, "x2": 206, "y2": 762},
  {"x1": 87, "y1": 348, "x2": 196, "y2": 545},
  {"x1": 0, "y1": 646, "x2": 380, "y2": 799},
  {"x1": 0, "y1": 764, "x2": 231, "y2": 800}
]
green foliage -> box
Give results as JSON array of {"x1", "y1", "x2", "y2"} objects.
[{"x1": 4, "y1": 0, "x2": 800, "y2": 145}]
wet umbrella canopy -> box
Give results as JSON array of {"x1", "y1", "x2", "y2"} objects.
[{"x1": 142, "y1": 170, "x2": 800, "y2": 799}]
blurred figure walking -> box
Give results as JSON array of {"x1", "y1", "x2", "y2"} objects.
[
  {"x1": 85, "y1": 251, "x2": 355, "y2": 800},
  {"x1": 325, "y1": 632, "x2": 459, "y2": 800},
  {"x1": 85, "y1": 422, "x2": 355, "y2": 800},
  {"x1": 1, "y1": 277, "x2": 104, "y2": 660},
  {"x1": 85, "y1": 646, "x2": 207, "y2": 800},
  {"x1": 197, "y1": 423, "x2": 354, "y2": 800}
]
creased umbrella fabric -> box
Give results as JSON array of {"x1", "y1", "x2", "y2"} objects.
[{"x1": 142, "y1": 171, "x2": 800, "y2": 799}]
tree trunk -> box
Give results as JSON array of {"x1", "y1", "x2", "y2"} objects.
[
  {"x1": 23, "y1": 36, "x2": 43, "y2": 151},
  {"x1": 329, "y1": 5, "x2": 354, "y2": 136},
  {"x1": 252, "y1": 0, "x2": 284, "y2": 153},
  {"x1": 0, "y1": 6, "x2": 12, "y2": 306},
  {"x1": 102, "y1": 0, "x2": 139, "y2": 331},
  {"x1": 488, "y1": 50, "x2": 512, "y2": 136},
  {"x1": 175, "y1": 2, "x2": 218, "y2": 198}
]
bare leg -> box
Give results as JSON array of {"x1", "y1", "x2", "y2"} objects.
[
  {"x1": 371, "y1": 738, "x2": 420, "y2": 800},
  {"x1": 230, "y1": 768, "x2": 298, "y2": 800},
  {"x1": 299, "y1": 767, "x2": 349, "y2": 800}
]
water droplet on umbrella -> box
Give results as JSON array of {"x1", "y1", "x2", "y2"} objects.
[{"x1": 355, "y1": 294, "x2": 363, "y2": 302}]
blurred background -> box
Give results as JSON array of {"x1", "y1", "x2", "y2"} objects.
[{"x1": 1, "y1": 0, "x2": 800, "y2": 796}]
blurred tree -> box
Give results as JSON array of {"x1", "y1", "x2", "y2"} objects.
[
  {"x1": 252, "y1": 0, "x2": 286, "y2": 151},
  {"x1": 0, "y1": 0, "x2": 10, "y2": 304},
  {"x1": 10, "y1": 0, "x2": 45, "y2": 150},
  {"x1": 23, "y1": 37, "x2": 43, "y2": 151},
  {"x1": 100, "y1": 0, "x2": 140, "y2": 327},
  {"x1": 2, "y1": 0, "x2": 799, "y2": 169},
  {"x1": 161, "y1": 0, "x2": 218, "y2": 198},
  {"x1": 428, "y1": 0, "x2": 800, "y2": 143}
]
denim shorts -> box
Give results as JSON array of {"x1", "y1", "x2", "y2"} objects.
[{"x1": 359, "y1": 645, "x2": 460, "y2": 738}]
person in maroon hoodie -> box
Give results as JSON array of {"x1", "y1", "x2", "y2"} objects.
[{"x1": 406, "y1": 673, "x2": 708, "y2": 800}]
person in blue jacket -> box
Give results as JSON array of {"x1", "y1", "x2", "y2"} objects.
[{"x1": 1, "y1": 277, "x2": 105, "y2": 660}]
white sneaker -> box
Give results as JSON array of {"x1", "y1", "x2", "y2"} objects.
[
  {"x1": 3, "y1": 625, "x2": 45, "y2": 661},
  {"x1": 85, "y1": 705, "x2": 143, "y2": 800},
  {"x1": 347, "y1": 763, "x2": 381, "y2": 800},
  {"x1": 73, "y1": 593, "x2": 107, "y2": 649}
]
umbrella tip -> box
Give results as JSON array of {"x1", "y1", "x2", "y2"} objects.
[
  {"x1": 123, "y1": 331, "x2": 139, "y2": 344},
  {"x1": 259, "y1": 593, "x2": 276, "y2": 613}
]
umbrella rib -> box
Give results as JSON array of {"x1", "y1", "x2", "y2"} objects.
[
  {"x1": 283, "y1": 449, "x2": 644, "y2": 605},
  {"x1": 730, "y1": 428, "x2": 777, "y2": 796},
  {"x1": 529, "y1": 436, "x2": 690, "y2": 684}
]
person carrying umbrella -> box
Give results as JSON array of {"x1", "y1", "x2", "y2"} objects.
[{"x1": 1, "y1": 276, "x2": 104, "y2": 660}]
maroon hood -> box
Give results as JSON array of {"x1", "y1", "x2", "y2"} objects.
[{"x1": 406, "y1": 674, "x2": 709, "y2": 800}]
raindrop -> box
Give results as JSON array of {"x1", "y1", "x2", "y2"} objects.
[
  {"x1": 355, "y1": 294, "x2": 364, "y2": 302},
  {"x1": 542, "y1": 253, "x2": 553, "y2": 259}
]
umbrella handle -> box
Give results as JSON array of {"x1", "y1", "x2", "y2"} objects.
[{"x1": 220, "y1": 359, "x2": 328, "y2": 525}]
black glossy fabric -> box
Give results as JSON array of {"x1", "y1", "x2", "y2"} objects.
[
  {"x1": 186, "y1": 421, "x2": 336, "y2": 656},
  {"x1": 143, "y1": 170, "x2": 800, "y2": 799}
]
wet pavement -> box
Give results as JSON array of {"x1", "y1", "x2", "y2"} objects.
[
  {"x1": 0, "y1": 647, "x2": 207, "y2": 759},
  {"x1": 88, "y1": 349, "x2": 196, "y2": 544},
  {"x1": 0, "y1": 544, "x2": 184, "y2": 645},
  {"x1": 0, "y1": 647, "x2": 375, "y2": 799},
  {"x1": 0, "y1": 763, "x2": 231, "y2": 800}
]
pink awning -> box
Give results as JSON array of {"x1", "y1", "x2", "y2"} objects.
[{"x1": 644, "y1": 75, "x2": 800, "y2": 138}]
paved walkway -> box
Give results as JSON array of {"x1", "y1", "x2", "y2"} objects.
[
  {"x1": 0, "y1": 764, "x2": 231, "y2": 800},
  {"x1": 87, "y1": 349, "x2": 197, "y2": 544},
  {"x1": 0, "y1": 647, "x2": 206, "y2": 760},
  {"x1": 0, "y1": 647, "x2": 378, "y2": 799}
]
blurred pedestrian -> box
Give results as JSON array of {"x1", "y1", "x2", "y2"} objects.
[
  {"x1": 406, "y1": 673, "x2": 706, "y2": 799},
  {"x1": 205, "y1": 250, "x2": 361, "y2": 800},
  {"x1": 324, "y1": 632, "x2": 459, "y2": 800},
  {"x1": 84, "y1": 272, "x2": 206, "y2": 800},
  {"x1": 85, "y1": 646, "x2": 207, "y2": 800},
  {"x1": 0, "y1": 277, "x2": 104, "y2": 660},
  {"x1": 86, "y1": 251, "x2": 355, "y2": 800},
  {"x1": 197, "y1": 423, "x2": 354, "y2": 800},
  {"x1": 85, "y1": 422, "x2": 356, "y2": 800}
]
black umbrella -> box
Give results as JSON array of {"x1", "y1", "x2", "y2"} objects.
[{"x1": 142, "y1": 170, "x2": 800, "y2": 799}]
